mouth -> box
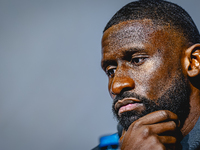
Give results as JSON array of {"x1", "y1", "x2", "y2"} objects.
[{"x1": 115, "y1": 98, "x2": 143, "y2": 116}]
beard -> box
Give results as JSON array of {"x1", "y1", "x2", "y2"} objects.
[{"x1": 112, "y1": 73, "x2": 190, "y2": 131}]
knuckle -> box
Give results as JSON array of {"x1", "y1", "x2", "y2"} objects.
[
  {"x1": 132, "y1": 120, "x2": 142, "y2": 129},
  {"x1": 141, "y1": 126, "x2": 151, "y2": 138},
  {"x1": 170, "y1": 121, "x2": 177, "y2": 129},
  {"x1": 148, "y1": 136, "x2": 166, "y2": 149},
  {"x1": 156, "y1": 143, "x2": 166, "y2": 150},
  {"x1": 150, "y1": 135, "x2": 160, "y2": 144},
  {"x1": 151, "y1": 137, "x2": 165, "y2": 149},
  {"x1": 160, "y1": 110, "x2": 170, "y2": 119}
]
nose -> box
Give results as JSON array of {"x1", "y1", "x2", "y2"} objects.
[{"x1": 110, "y1": 71, "x2": 135, "y2": 95}]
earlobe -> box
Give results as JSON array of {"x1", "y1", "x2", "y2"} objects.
[{"x1": 185, "y1": 44, "x2": 200, "y2": 77}]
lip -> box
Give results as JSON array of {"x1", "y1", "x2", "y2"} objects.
[{"x1": 114, "y1": 98, "x2": 141, "y2": 112}]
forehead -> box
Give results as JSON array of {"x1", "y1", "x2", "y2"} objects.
[
  {"x1": 102, "y1": 20, "x2": 159, "y2": 53},
  {"x1": 103, "y1": 20, "x2": 156, "y2": 46},
  {"x1": 102, "y1": 19, "x2": 186, "y2": 55}
]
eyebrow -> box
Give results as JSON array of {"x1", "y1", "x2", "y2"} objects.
[
  {"x1": 123, "y1": 47, "x2": 145, "y2": 56},
  {"x1": 101, "y1": 60, "x2": 117, "y2": 70},
  {"x1": 121, "y1": 47, "x2": 145, "y2": 60},
  {"x1": 101, "y1": 47, "x2": 145, "y2": 70}
]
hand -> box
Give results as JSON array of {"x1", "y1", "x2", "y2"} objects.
[{"x1": 120, "y1": 110, "x2": 180, "y2": 150}]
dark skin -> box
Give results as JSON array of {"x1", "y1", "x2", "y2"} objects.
[{"x1": 101, "y1": 19, "x2": 200, "y2": 149}]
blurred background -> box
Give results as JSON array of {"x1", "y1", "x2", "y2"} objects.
[{"x1": 0, "y1": 0, "x2": 199, "y2": 150}]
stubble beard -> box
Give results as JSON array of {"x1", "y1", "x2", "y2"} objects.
[{"x1": 112, "y1": 73, "x2": 190, "y2": 131}]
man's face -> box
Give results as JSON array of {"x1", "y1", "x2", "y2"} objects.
[{"x1": 101, "y1": 20, "x2": 190, "y2": 130}]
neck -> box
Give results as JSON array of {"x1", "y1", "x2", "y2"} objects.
[{"x1": 181, "y1": 86, "x2": 200, "y2": 137}]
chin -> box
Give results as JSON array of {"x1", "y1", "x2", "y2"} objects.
[{"x1": 117, "y1": 111, "x2": 144, "y2": 131}]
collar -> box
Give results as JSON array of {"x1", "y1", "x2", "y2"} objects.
[{"x1": 181, "y1": 117, "x2": 200, "y2": 150}]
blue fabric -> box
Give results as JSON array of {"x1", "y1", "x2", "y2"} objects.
[{"x1": 181, "y1": 117, "x2": 200, "y2": 150}]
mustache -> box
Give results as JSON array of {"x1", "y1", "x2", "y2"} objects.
[{"x1": 113, "y1": 92, "x2": 147, "y2": 106}]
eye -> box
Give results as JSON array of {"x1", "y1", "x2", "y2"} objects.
[
  {"x1": 131, "y1": 57, "x2": 147, "y2": 65},
  {"x1": 105, "y1": 66, "x2": 116, "y2": 77}
]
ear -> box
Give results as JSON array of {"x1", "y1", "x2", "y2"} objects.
[{"x1": 184, "y1": 44, "x2": 200, "y2": 77}]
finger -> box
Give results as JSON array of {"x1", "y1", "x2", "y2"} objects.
[
  {"x1": 158, "y1": 136, "x2": 177, "y2": 144},
  {"x1": 131, "y1": 110, "x2": 179, "y2": 127},
  {"x1": 149, "y1": 121, "x2": 177, "y2": 134}
]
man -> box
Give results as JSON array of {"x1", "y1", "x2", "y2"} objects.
[{"x1": 94, "y1": 0, "x2": 200, "y2": 149}]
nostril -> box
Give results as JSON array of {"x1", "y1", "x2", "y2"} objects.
[
  {"x1": 111, "y1": 91, "x2": 116, "y2": 95},
  {"x1": 120, "y1": 87, "x2": 133, "y2": 95}
]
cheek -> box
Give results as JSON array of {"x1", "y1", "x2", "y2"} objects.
[
  {"x1": 134, "y1": 60, "x2": 159, "y2": 97},
  {"x1": 139, "y1": 61, "x2": 179, "y2": 100},
  {"x1": 133, "y1": 57, "x2": 172, "y2": 99}
]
